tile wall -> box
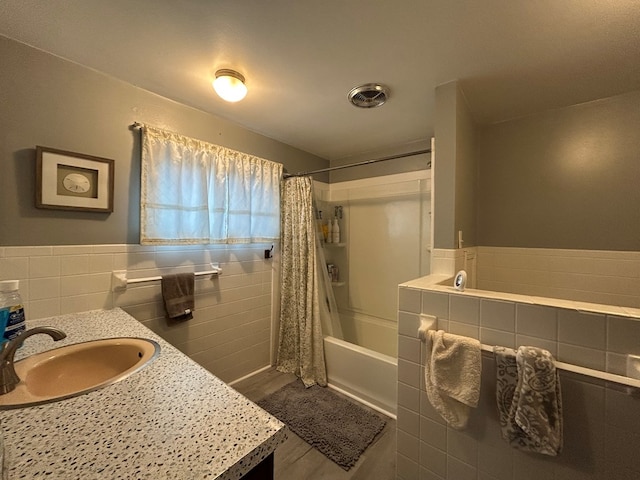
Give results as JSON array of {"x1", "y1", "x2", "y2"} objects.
[
  {"x1": 0, "y1": 244, "x2": 275, "y2": 383},
  {"x1": 476, "y1": 247, "x2": 640, "y2": 309},
  {"x1": 396, "y1": 284, "x2": 640, "y2": 480}
]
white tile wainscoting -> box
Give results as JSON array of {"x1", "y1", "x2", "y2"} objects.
[
  {"x1": 431, "y1": 247, "x2": 640, "y2": 310},
  {"x1": 0, "y1": 244, "x2": 275, "y2": 383},
  {"x1": 476, "y1": 247, "x2": 640, "y2": 309},
  {"x1": 396, "y1": 281, "x2": 640, "y2": 480}
]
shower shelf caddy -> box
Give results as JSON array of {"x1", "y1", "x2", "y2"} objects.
[{"x1": 323, "y1": 239, "x2": 346, "y2": 287}]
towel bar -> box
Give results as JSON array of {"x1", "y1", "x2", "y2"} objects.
[
  {"x1": 418, "y1": 323, "x2": 640, "y2": 390},
  {"x1": 478, "y1": 344, "x2": 640, "y2": 390},
  {"x1": 111, "y1": 263, "x2": 222, "y2": 291}
]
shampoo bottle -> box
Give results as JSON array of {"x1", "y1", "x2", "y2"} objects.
[
  {"x1": 318, "y1": 211, "x2": 327, "y2": 242},
  {"x1": 332, "y1": 217, "x2": 340, "y2": 244}
]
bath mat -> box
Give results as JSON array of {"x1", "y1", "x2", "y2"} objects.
[{"x1": 256, "y1": 380, "x2": 387, "y2": 470}]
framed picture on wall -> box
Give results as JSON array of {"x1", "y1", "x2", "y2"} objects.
[{"x1": 35, "y1": 146, "x2": 114, "y2": 212}]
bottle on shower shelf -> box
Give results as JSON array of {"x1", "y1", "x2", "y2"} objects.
[
  {"x1": 332, "y1": 216, "x2": 340, "y2": 244},
  {"x1": 318, "y1": 210, "x2": 326, "y2": 243},
  {"x1": 326, "y1": 216, "x2": 332, "y2": 243}
]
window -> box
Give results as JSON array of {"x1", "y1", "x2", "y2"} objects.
[{"x1": 140, "y1": 125, "x2": 282, "y2": 245}]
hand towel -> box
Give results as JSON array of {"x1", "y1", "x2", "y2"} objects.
[
  {"x1": 425, "y1": 330, "x2": 481, "y2": 429},
  {"x1": 161, "y1": 273, "x2": 195, "y2": 320},
  {"x1": 494, "y1": 347, "x2": 523, "y2": 444},
  {"x1": 494, "y1": 345, "x2": 563, "y2": 456}
]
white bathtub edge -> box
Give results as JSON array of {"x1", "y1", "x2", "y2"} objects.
[{"x1": 324, "y1": 336, "x2": 397, "y2": 417}]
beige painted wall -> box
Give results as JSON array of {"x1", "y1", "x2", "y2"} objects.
[
  {"x1": 478, "y1": 89, "x2": 640, "y2": 251},
  {"x1": 433, "y1": 82, "x2": 457, "y2": 249},
  {"x1": 433, "y1": 81, "x2": 478, "y2": 249},
  {"x1": 0, "y1": 36, "x2": 328, "y2": 383},
  {"x1": 0, "y1": 36, "x2": 328, "y2": 246},
  {"x1": 454, "y1": 85, "x2": 478, "y2": 249}
]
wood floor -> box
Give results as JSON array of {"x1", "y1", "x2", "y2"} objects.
[{"x1": 232, "y1": 367, "x2": 397, "y2": 480}]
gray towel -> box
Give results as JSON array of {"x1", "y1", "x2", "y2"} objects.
[
  {"x1": 425, "y1": 330, "x2": 481, "y2": 429},
  {"x1": 161, "y1": 273, "x2": 194, "y2": 320},
  {"x1": 494, "y1": 346, "x2": 563, "y2": 456}
]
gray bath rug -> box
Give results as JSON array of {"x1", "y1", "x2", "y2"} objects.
[{"x1": 256, "y1": 380, "x2": 387, "y2": 470}]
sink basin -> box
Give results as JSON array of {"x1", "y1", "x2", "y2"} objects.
[{"x1": 0, "y1": 337, "x2": 160, "y2": 409}]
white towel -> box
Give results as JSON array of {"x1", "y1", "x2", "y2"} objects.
[
  {"x1": 424, "y1": 330, "x2": 481, "y2": 429},
  {"x1": 494, "y1": 345, "x2": 563, "y2": 456}
]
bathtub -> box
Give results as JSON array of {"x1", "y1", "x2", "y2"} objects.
[
  {"x1": 313, "y1": 170, "x2": 431, "y2": 420},
  {"x1": 337, "y1": 309, "x2": 398, "y2": 357},
  {"x1": 324, "y1": 335, "x2": 397, "y2": 418}
]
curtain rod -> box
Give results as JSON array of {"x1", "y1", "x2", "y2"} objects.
[
  {"x1": 283, "y1": 148, "x2": 431, "y2": 178},
  {"x1": 131, "y1": 122, "x2": 430, "y2": 177}
]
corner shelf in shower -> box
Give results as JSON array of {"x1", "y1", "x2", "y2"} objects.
[
  {"x1": 331, "y1": 281, "x2": 346, "y2": 287},
  {"x1": 323, "y1": 242, "x2": 346, "y2": 248}
]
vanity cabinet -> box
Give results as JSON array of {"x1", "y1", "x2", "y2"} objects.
[
  {"x1": 0, "y1": 308, "x2": 286, "y2": 479},
  {"x1": 242, "y1": 453, "x2": 274, "y2": 480}
]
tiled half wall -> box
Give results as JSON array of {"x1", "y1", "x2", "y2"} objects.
[
  {"x1": 397, "y1": 285, "x2": 640, "y2": 480},
  {"x1": 477, "y1": 247, "x2": 640, "y2": 309},
  {"x1": 0, "y1": 244, "x2": 275, "y2": 383}
]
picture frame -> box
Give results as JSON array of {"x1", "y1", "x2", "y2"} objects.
[{"x1": 36, "y1": 146, "x2": 114, "y2": 213}]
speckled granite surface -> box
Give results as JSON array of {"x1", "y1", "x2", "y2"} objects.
[{"x1": 0, "y1": 308, "x2": 287, "y2": 479}]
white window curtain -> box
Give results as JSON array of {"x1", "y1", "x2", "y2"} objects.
[{"x1": 140, "y1": 125, "x2": 282, "y2": 245}]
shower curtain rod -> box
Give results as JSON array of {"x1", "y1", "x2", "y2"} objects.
[{"x1": 283, "y1": 148, "x2": 431, "y2": 178}]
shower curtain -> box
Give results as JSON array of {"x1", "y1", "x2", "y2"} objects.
[{"x1": 276, "y1": 176, "x2": 327, "y2": 387}]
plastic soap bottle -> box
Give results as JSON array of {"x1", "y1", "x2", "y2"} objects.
[
  {"x1": 318, "y1": 210, "x2": 326, "y2": 242},
  {"x1": 0, "y1": 280, "x2": 26, "y2": 343},
  {"x1": 332, "y1": 216, "x2": 340, "y2": 244},
  {"x1": 326, "y1": 216, "x2": 332, "y2": 243}
]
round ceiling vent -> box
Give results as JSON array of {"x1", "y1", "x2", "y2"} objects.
[{"x1": 348, "y1": 83, "x2": 390, "y2": 108}]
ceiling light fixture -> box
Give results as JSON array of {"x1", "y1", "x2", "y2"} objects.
[{"x1": 213, "y1": 69, "x2": 247, "y2": 102}]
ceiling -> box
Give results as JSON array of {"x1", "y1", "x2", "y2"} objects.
[{"x1": 2, "y1": 0, "x2": 640, "y2": 161}]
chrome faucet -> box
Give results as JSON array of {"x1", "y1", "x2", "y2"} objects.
[{"x1": 0, "y1": 327, "x2": 67, "y2": 395}]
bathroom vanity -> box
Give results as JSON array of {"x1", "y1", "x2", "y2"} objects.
[{"x1": 0, "y1": 308, "x2": 287, "y2": 479}]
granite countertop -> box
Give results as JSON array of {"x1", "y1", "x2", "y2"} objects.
[{"x1": 0, "y1": 308, "x2": 287, "y2": 479}]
